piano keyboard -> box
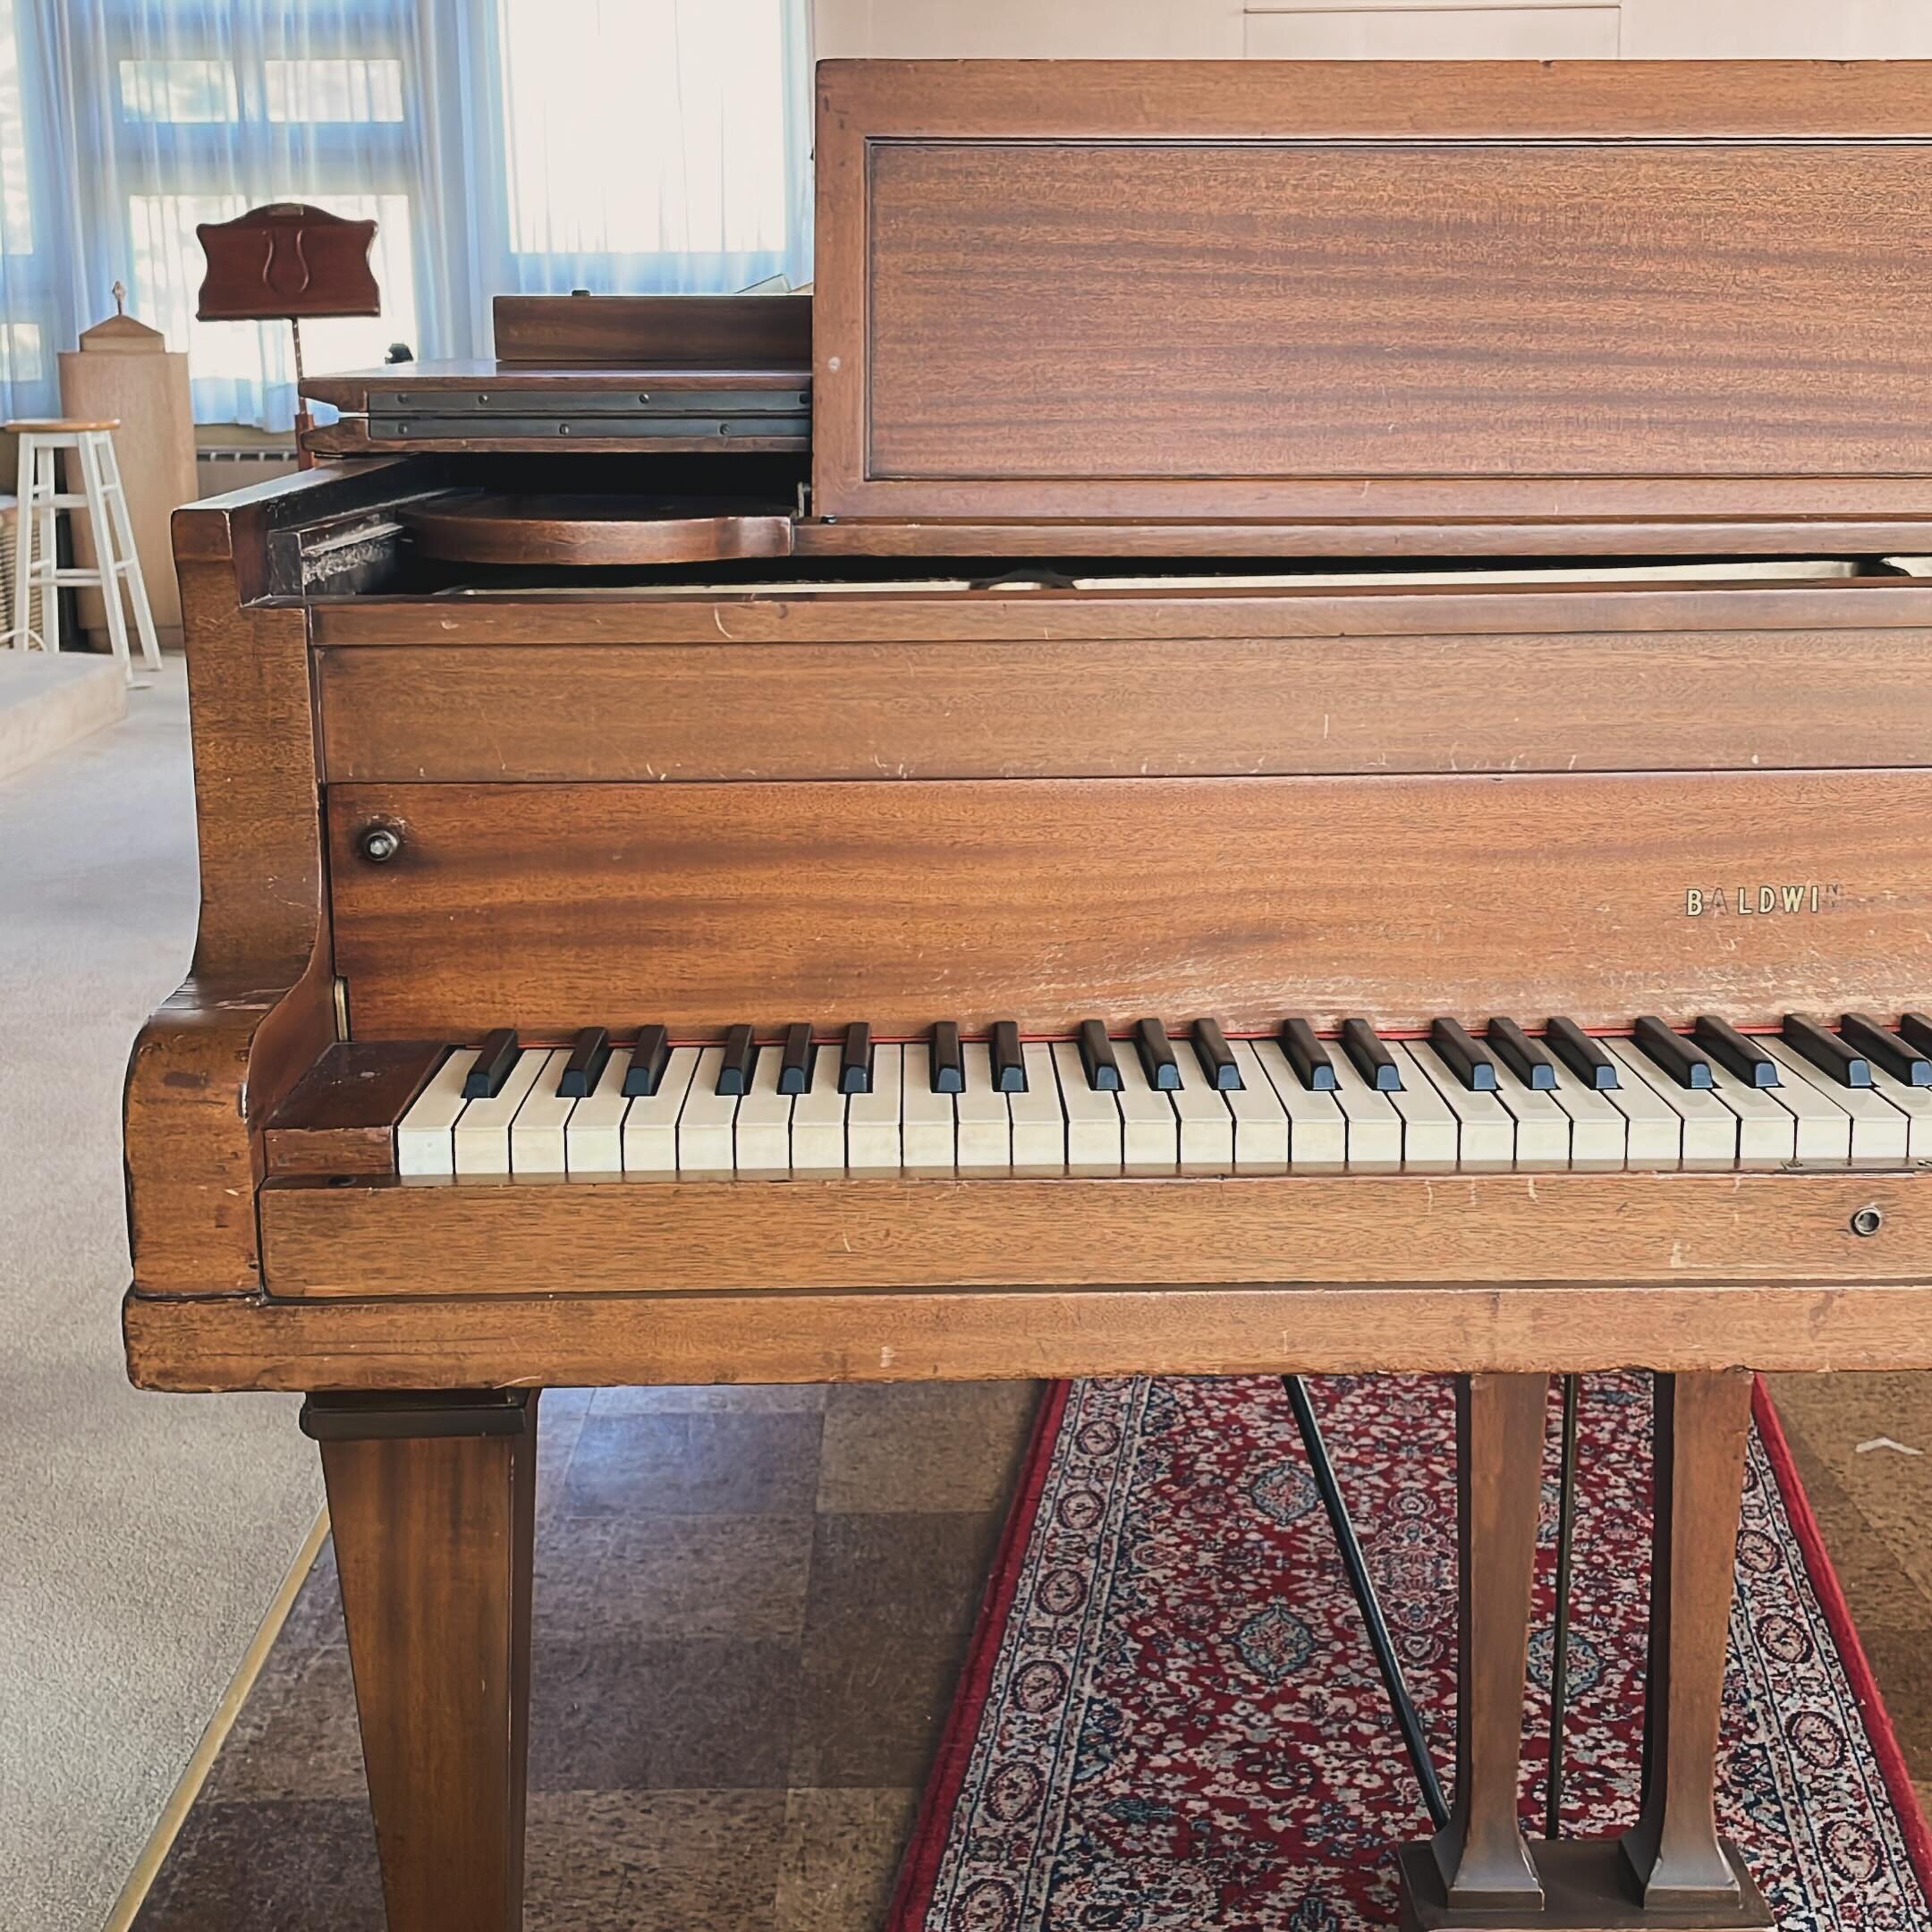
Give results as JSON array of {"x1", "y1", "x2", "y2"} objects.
[{"x1": 393, "y1": 1013, "x2": 1932, "y2": 1181}]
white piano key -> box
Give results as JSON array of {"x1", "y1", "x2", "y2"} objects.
[
  {"x1": 1114, "y1": 1031, "x2": 1180, "y2": 1175},
  {"x1": 508, "y1": 1049, "x2": 573, "y2": 1174},
  {"x1": 1251, "y1": 1038, "x2": 1347, "y2": 1172},
  {"x1": 1053, "y1": 1038, "x2": 1124, "y2": 1175},
  {"x1": 1605, "y1": 1041, "x2": 1735, "y2": 1171},
  {"x1": 622, "y1": 1045, "x2": 701, "y2": 1178},
  {"x1": 1594, "y1": 1043, "x2": 1683, "y2": 1169},
  {"x1": 396, "y1": 1047, "x2": 479, "y2": 1178},
  {"x1": 565, "y1": 1046, "x2": 631, "y2": 1174},
  {"x1": 1868, "y1": 1063, "x2": 1932, "y2": 1162},
  {"x1": 733, "y1": 1042, "x2": 794, "y2": 1178},
  {"x1": 956, "y1": 1042, "x2": 1013, "y2": 1173},
  {"x1": 1224, "y1": 1039, "x2": 1290, "y2": 1173},
  {"x1": 848, "y1": 1044, "x2": 904, "y2": 1173},
  {"x1": 1010, "y1": 1042, "x2": 1066, "y2": 1176},
  {"x1": 1762, "y1": 1039, "x2": 1908, "y2": 1167},
  {"x1": 453, "y1": 1048, "x2": 551, "y2": 1176},
  {"x1": 1378, "y1": 1043, "x2": 1457, "y2": 1173},
  {"x1": 1489, "y1": 1061, "x2": 1573, "y2": 1171},
  {"x1": 1705, "y1": 1058, "x2": 1798, "y2": 1167},
  {"x1": 1174, "y1": 1045, "x2": 1236, "y2": 1174},
  {"x1": 1545, "y1": 1061, "x2": 1630, "y2": 1171},
  {"x1": 1326, "y1": 1037, "x2": 1403, "y2": 1174},
  {"x1": 676, "y1": 1046, "x2": 739, "y2": 1177},
  {"x1": 1409, "y1": 1041, "x2": 1515, "y2": 1172},
  {"x1": 792, "y1": 1045, "x2": 849, "y2": 1178},
  {"x1": 1741, "y1": 1040, "x2": 1852, "y2": 1166},
  {"x1": 901, "y1": 1043, "x2": 956, "y2": 1173}
]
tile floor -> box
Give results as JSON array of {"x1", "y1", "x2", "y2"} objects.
[{"x1": 131, "y1": 1372, "x2": 1932, "y2": 1929}]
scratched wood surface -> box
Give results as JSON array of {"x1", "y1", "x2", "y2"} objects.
[
  {"x1": 326, "y1": 770, "x2": 1932, "y2": 1038},
  {"x1": 318, "y1": 627, "x2": 1932, "y2": 784}
]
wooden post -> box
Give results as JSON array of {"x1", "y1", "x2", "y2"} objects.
[
  {"x1": 1621, "y1": 1370, "x2": 1754, "y2": 1908},
  {"x1": 304, "y1": 1391, "x2": 539, "y2": 1932},
  {"x1": 1430, "y1": 1372, "x2": 1549, "y2": 1910}
]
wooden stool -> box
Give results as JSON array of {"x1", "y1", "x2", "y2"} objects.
[{"x1": 5, "y1": 419, "x2": 162, "y2": 677}]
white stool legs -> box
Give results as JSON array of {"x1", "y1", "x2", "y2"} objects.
[{"x1": 5, "y1": 422, "x2": 162, "y2": 678}]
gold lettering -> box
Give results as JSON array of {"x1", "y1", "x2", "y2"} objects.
[
  {"x1": 1736, "y1": 886, "x2": 1752, "y2": 916},
  {"x1": 1782, "y1": 885, "x2": 1806, "y2": 913},
  {"x1": 1759, "y1": 886, "x2": 1778, "y2": 914},
  {"x1": 1686, "y1": 887, "x2": 1705, "y2": 916},
  {"x1": 1710, "y1": 888, "x2": 1728, "y2": 915}
]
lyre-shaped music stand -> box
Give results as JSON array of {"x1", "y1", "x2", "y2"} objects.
[{"x1": 194, "y1": 202, "x2": 380, "y2": 467}]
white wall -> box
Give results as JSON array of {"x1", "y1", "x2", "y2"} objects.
[{"x1": 816, "y1": 0, "x2": 1932, "y2": 61}]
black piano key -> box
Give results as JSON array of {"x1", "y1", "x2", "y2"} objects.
[
  {"x1": 1545, "y1": 1017, "x2": 1618, "y2": 1090},
  {"x1": 1783, "y1": 1013, "x2": 1872, "y2": 1089},
  {"x1": 1135, "y1": 1018, "x2": 1182, "y2": 1091},
  {"x1": 1841, "y1": 1013, "x2": 1932, "y2": 1087},
  {"x1": 1632, "y1": 1016, "x2": 1716, "y2": 1090},
  {"x1": 1692, "y1": 1015, "x2": 1781, "y2": 1089},
  {"x1": 1191, "y1": 1018, "x2": 1241, "y2": 1091},
  {"x1": 1898, "y1": 1012, "x2": 1932, "y2": 1060},
  {"x1": 930, "y1": 1022, "x2": 964, "y2": 1095},
  {"x1": 839, "y1": 1021, "x2": 874, "y2": 1096},
  {"x1": 1486, "y1": 1018, "x2": 1555, "y2": 1091},
  {"x1": 1430, "y1": 1018, "x2": 1498, "y2": 1093},
  {"x1": 623, "y1": 1024, "x2": 670, "y2": 1097},
  {"x1": 1340, "y1": 1018, "x2": 1401, "y2": 1092},
  {"x1": 1078, "y1": 1020, "x2": 1121, "y2": 1091},
  {"x1": 716, "y1": 1024, "x2": 756, "y2": 1096},
  {"x1": 556, "y1": 1026, "x2": 612, "y2": 1099},
  {"x1": 776, "y1": 1022, "x2": 813, "y2": 1096},
  {"x1": 990, "y1": 1021, "x2": 1027, "y2": 1093},
  {"x1": 463, "y1": 1028, "x2": 519, "y2": 1098},
  {"x1": 1278, "y1": 1017, "x2": 1337, "y2": 1091}
]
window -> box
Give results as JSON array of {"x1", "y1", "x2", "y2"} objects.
[{"x1": 0, "y1": 0, "x2": 49, "y2": 399}]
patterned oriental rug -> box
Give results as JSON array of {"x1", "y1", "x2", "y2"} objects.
[{"x1": 889, "y1": 1375, "x2": 1932, "y2": 1932}]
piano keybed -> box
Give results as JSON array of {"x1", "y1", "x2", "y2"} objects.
[{"x1": 386, "y1": 1014, "x2": 1932, "y2": 1182}]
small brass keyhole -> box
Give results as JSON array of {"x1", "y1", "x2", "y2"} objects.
[
  {"x1": 358, "y1": 825, "x2": 402, "y2": 864},
  {"x1": 1851, "y1": 1205, "x2": 1885, "y2": 1239}
]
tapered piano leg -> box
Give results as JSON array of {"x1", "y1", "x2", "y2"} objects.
[
  {"x1": 1429, "y1": 1372, "x2": 1549, "y2": 1910},
  {"x1": 1620, "y1": 1370, "x2": 1758, "y2": 1910},
  {"x1": 303, "y1": 1391, "x2": 538, "y2": 1932}
]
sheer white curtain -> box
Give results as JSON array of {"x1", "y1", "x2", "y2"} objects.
[{"x1": 0, "y1": 0, "x2": 812, "y2": 427}]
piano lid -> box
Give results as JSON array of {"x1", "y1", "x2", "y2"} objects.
[{"x1": 811, "y1": 59, "x2": 1932, "y2": 529}]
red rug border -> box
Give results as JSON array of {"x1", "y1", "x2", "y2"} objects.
[
  {"x1": 886, "y1": 1380, "x2": 1072, "y2": 1931},
  {"x1": 887, "y1": 1376, "x2": 1932, "y2": 1929},
  {"x1": 1750, "y1": 1375, "x2": 1932, "y2": 1898}
]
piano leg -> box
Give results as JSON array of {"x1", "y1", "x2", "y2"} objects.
[
  {"x1": 1619, "y1": 1371, "x2": 1770, "y2": 1917},
  {"x1": 303, "y1": 1391, "x2": 538, "y2": 1932},
  {"x1": 1398, "y1": 1368, "x2": 1771, "y2": 1932}
]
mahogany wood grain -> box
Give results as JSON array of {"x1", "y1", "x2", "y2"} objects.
[
  {"x1": 326, "y1": 772, "x2": 1932, "y2": 1038},
  {"x1": 256, "y1": 1169, "x2": 1932, "y2": 1300},
  {"x1": 1621, "y1": 1372, "x2": 1758, "y2": 1910},
  {"x1": 315, "y1": 1393, "x2": 537, "y2": 1932},
  {"x1": 265, "y1": 1043, "x2": 444, "y2": 1178},
  {"x1": 492, "y1": 292, "x2": 811, "y2": 367},
  {"x1": 318, "y1": 629, "x2": 1932, "y2": 784},
  {"x1": 303, "y1": 419, "x2": 809, "y2": 459},
  {"x1": 815, "y1": 62, "x2": 1932, "y2": 524},
  {"x1": 122, "y1": 1277, "x2": 1932, "y2": 1395},
  {"x1": 791, "y1": 519, "x2": 1932, "y2": 562},
  {"x1": 398, "y1": 496, "x2": 794, "y2": 568},
  {"x1": 1429, "y1": 1375, "x2": 1547, "y2": 1911},
  {"x1": 123, "y1": 544, "x2": 332, "y2": 1293},
  {"x1": 308, "y1": 580, "x2": 1932, "y2": 649}
]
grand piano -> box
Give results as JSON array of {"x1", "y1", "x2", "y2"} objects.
[{"x1": 125, "y1": 58, "x2": 1932, "y2": 1932}]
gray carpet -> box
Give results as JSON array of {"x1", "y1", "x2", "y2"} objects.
[{"x1": 0, "y1": 657, "x2": 323, "y2": 1931}]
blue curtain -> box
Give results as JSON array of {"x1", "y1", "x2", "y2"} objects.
[{"x1": 0, "y1": 0, "x2": 813, "y2": 427}]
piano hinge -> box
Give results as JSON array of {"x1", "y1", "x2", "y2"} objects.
[{"x1": 332, "y1": 975, "x2": 351, "y2": 1041}]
